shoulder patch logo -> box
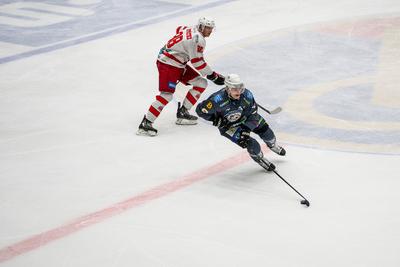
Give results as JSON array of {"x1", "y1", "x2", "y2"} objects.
[
  {"x1": 214, "y1": 94, "x2": 223, "y2": 103},
  {"x1": 206, "y1": 101, "x2": 213, "y2": 109},
  {"x1": 197, "y1": 45, "x2": 204, "y2": 53}
]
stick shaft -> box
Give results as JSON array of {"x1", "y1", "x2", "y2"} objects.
[
  {"x1": 273, "y1": 170, "x2": 309, "y2": 202},
  {"x1": 257, "y1": 104, "x2": 272, "y2": 114}
]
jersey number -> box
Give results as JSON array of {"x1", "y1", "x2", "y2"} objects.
[{"x1": 166, "y1": 29, "x2": 192, "y2": 48}]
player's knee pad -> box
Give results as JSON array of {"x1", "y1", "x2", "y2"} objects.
[
  {"x1": 159, "y1": 92, "x2": 173, "y2": 102},
  {"x1": 253, "y1": 123, "x2": 269, "y2": 135},
  {"x1": 189, "y1": 76, "x2": 208, "y2": 89},
  {"x1": 260, "y1": 128, "x2": 276, "y2": 148},
  {"x1": 246, "y1": 137, "x2": 261, "y2": 155}
]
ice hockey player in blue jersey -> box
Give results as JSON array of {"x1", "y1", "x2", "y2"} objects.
[{"x1": 196, "y1": 74, "x2": 286, "y2": 171}]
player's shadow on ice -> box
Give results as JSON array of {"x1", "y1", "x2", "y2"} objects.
[{"x1": 215, "y1": 168, "x2": 274, "y2": 192}]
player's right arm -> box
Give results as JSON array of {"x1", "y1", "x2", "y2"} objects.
[
  {"x1": 185, "y1": 32, "x2": 213, "y2": 76},
  {"x1": 196, "y1": 97, "x2": 217, "y2": 122},
  {"x1": 196, "y1": 92, "x2": 226, "y2": 126},
  {"x1": 197, "y1": 94, "x2": 224, "y2": 125}
]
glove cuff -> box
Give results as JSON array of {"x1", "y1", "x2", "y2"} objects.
[{"x1": 207, "y1": 71, "x2": 217, "y2": 81}]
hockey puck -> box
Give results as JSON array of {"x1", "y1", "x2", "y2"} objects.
[{"x1": 301, "y1": 200, "x2": 310, "y2": 207}]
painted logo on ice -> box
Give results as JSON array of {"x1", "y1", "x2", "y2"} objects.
[{"x1": 210, "y1": 15, "x2": 400, "y2": 154}]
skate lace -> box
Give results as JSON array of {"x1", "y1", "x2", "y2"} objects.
[
  {"x1": 141, "y1": 119, "x2": 154, "y2": 130},
  {"x1": 179, "y1": 106, "x2": 196, "y2": 119},
  {"x1": 180, "y1": 107, "x2": 189, "y2": 116}
]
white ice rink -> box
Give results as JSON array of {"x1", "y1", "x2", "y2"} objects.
[{"x1": 1, "y1": 0, "x2": 400, "y2": 266}]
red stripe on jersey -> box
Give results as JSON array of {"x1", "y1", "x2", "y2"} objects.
[
  {"x1": 195, "y1": 63, "x2": 207, "y2": 70},
  {"x1": 149, "y1": 105, "x2": 160, "y2": 117},
  {"x1": 190, "y1": 57, "x2": 204, "y2": 64},
  {"x1": 186, "y1": 28, "x2": 192, "y2": 40},
  {"x1": 156, "y1": 95, "x2": 169, "y2": 105},
  {"x1": 193, "y1": 86, "x2": 205, "y2": 93},
  {"x1": 176, "y1": 26, "x2": 187, "y2": 34},
  {"x1": 163, "y1": 51, "x2": 184, "y2": 65},
  {"x1": 186, "y1": 92, "x2": 197, "y2": 105}
]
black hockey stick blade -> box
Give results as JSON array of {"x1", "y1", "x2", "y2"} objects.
[
  {"x1": 301, "y1": 200, "x2": 310, "y2": 207},
  {"x1": 272, "y1": 170, "x2": 311, "y2": 208}
]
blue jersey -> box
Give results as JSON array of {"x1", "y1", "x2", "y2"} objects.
[{"x1": 196, "y1": 88, "x2": 261, "y2": 130}]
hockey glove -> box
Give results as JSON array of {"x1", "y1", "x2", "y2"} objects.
[
  {"x1": 238, "y1": 130, "x2": 251, "y2": 148},
  {"x1": 207, "y1": 72, "x2": 225, "y2": 85},
  {"x1": 212, "y1": 115, "x2": 223, "y2": 127}
]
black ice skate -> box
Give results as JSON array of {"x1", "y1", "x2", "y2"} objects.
[
  {"x1": 136, "y1": 115, "x2": 158, "y2": 137},
  {"x1": 270, "y1": 144, "x2": 286, "y2": 156},
  {"x1": 251, "y1": 152, "x2": 276, "y2": 171},
  {"x1": 176, "y1": 102, "x2": 198, "y2": 125}
]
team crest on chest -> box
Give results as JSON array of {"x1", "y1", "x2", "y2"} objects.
[{"x1": 226, "y1": 107, "x2": 243, "y2": 122}]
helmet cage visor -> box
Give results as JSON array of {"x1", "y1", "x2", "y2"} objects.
[
  {"x1": 226, "y1": 83, "x2": 245, "y2": 94},
  {"x1": 197, "y1": 17, "x2": 215, "y2": 31}
]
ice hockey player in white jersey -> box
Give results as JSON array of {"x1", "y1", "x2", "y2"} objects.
[{"x1": 137, "y1": 17, "x2": 225, "y2": 136}]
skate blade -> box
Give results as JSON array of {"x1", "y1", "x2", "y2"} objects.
[
  {"x1": 176, "y1": 118, "x2": 198, "y2": 125},
  {"x1": 136, "y1": 129, "x2": 157, "y2": 137}
]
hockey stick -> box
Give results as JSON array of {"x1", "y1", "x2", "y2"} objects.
[
  {"x1": 257, "y1": 103, "x2": 282, "y2": 115},
  {"x1": 272, "y1": 170, "x2": 310, "y2": 207},
  {"x1": 258, "y1": 158, "x2": 310, "y2": 207}
]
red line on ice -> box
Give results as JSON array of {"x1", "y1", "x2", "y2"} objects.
[{"x1": 0, "y1": 151, "x2": 251, "y2": 263}]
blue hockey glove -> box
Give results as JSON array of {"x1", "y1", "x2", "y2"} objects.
[
  {"x1": 212, "y1": 116, "x2": 223, "y2": 127},
  {"x1": 238, "y1": 130, "x2": 251, "y2": 148}
]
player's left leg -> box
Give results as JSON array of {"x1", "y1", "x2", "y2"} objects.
[
  {"x1": 137, "y1": 61, "x2": 182, "y2": 136},
  {"x1": 253, "y1": 121, "x2": 286, "y2": 156},
  {"x1": 220, "y1": 126, "x2": 275, "y2": 171},
  {"x1": 176, "y1": 65, "x2": 208, "y2": 125},
  {"x1": 242, "y1": 113, "x2": 286, "y2": 156}
]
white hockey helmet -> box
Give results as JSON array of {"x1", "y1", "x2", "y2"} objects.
[
  {"x1": 197, "y1": 17, "x2": 215, "y2": 31},
  {"x1": 225, "y1": 74, "x2": 245, "y2": 93}
]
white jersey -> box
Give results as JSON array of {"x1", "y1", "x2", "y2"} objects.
[{"x1": 157, "y1": 25, "x2": 213, "y2": 77}]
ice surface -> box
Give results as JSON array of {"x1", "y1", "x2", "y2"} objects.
[{"x1": 1, "y1": 0, "x2": 400, "y2": 266}]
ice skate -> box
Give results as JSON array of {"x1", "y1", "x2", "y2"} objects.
[
  {"x1": 136, "y1": 116, "x2": 158, "y2": 136},
  {"x1": 176, "y1": 102, "x2": 198, "y2": 125},
  {"x1": 251, "y1": 152, "x2": 276, "y2": 171},
  {"x1": 270, "y1": 144, "x2": 286, "y2": 156}
]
